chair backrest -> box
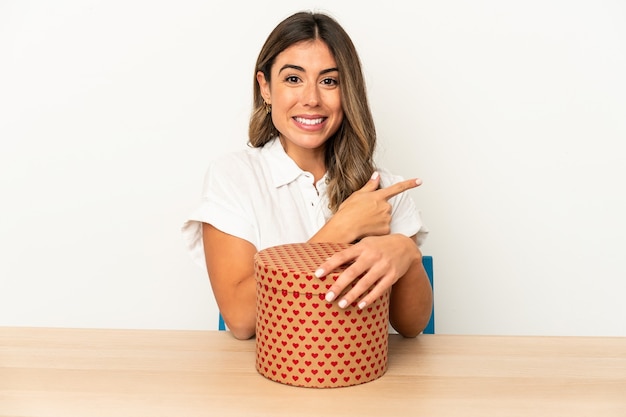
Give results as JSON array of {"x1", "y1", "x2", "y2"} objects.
[
  {"x1": 218, "y1": 310, "x2": 226, "y2": 331},
  {"x1": 218, "y1": 255, "x2": 434, "y2": 334}
]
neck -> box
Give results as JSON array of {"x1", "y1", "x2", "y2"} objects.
[{"x1": 279, "y1": 137, "x2": 326, "y2": 182}]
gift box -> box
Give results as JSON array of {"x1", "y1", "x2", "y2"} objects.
[{"x1": 254, "y1": 242, "x2": 390, "y2": 388}]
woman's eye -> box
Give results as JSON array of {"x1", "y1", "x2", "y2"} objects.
[
  {"x1": 285, "y1": 76, "x2": 300, "y2": 83},
  {"x1": 321, "y1": 78, "x2": 338, "y2": 86}
]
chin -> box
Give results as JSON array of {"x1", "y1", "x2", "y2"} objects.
[{"x1": 286, "y1": 134, "x2": 331, "y2": 149}]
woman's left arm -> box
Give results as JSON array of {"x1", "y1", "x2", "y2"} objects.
[
  {"x1": 315, "y1": 233, "x2": 433, "y2": 337},
  {"x1": 388, "y1": 235, "x2": 433, "y2": 337}
]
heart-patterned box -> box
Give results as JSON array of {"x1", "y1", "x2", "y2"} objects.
[{"x1": 254, "y1": 242, "x2": 390, "y2": 388}]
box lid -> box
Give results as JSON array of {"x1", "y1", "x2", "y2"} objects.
[{"x1": 254, "y1": 242, "x2": 351, "y2": 294}]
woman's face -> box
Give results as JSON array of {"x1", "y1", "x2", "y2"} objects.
[{"x1": 257, "y1": 39, "x2": 344, "y2": 155}]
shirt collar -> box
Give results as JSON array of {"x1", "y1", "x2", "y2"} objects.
[{"x1": 262, "y1": 137, "x2": 308, "y2": 188}]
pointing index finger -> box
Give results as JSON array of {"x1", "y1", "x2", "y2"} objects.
[{"x1": 377, "y1": 178, "x2": 422, "y2": 200}]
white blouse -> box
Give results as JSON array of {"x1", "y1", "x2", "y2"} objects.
[{"x1": 182, "y1": 137, "x2": 428, "y2": 271}]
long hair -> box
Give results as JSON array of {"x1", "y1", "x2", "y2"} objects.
[{"x1": 249, "y1": 11, "x2": 376, "y2": 213}]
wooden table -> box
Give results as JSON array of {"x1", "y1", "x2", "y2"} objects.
[{"x1": 1, "y1": 327, "x2": 624, "y2": 416}]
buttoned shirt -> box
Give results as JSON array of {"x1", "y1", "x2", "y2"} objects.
[{"x1": 182, "y1": 137, "x2": 427, "y2": 271}]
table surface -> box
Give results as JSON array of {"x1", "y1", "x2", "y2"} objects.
[{"x1": 1, "y1": 327, "x2": 625, "y2": 417}]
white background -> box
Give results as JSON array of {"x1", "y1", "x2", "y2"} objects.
[{"x1": 1, "y1": 0, "x2": 625, "y2": 336}]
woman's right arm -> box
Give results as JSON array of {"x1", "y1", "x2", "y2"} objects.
[{"x1": 202, "y1": 222, "x2": 257, "y2": 340}]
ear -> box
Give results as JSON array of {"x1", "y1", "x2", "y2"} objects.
[{"x1": 256, "y1": 71, "x2": 271, "y2": 104}]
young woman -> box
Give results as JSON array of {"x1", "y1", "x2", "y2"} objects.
[{"x1": 183, "y1": 11, "x2": 432, "y2": 339}]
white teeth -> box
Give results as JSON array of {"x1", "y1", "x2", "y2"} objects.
[{"x1": 295, "y1": 117, "x2": 324, "y2": 125}]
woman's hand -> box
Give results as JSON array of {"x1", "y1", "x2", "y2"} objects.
[
  {"x1": 316, "y1": 234, "x2": 421, "y2": 309},
  {"x1": 315, "y1": 233, "x2": 433, "y2": 337},
  {"x1": 310, "y1": 172, "x2": 422, "y2": 244}
]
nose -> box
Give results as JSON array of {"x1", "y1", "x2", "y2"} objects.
[{"x1": 302, "y1": 82, "x2": 320, "y2": 107}]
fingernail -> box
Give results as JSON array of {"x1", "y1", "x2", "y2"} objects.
[
  {"x1": 415, "y1": 178, "x2": 422, "y2": 186},
  {"x1": 314, "y1": 268, "x2": 324, "y2": 278},
  {"x1": 338, "y1": 299, "x2": 348, "y2": 309},
  {"x1": 370, "y1": 171, "x2": 379, "y2": 180},
  {"x1": 325, "y1": 291, "x2": 335, "y2": 302},
  {"x1": 358, "y1": 301, "x2": 367, "y2": 309}
]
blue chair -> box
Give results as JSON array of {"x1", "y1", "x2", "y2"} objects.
[
  {"x1": 218, "y1": 310, "x2": 226, "y2": 331},
  {"x1": 422, "y1": 255, "x2": 435, "y2": 334},
  {"x1": 218, "y1": 255, "x2": 434, "y2": 334}
]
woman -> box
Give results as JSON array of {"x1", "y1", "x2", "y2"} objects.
[{"x1": 183, "y1": 11, "x2": 432, "y2": 339}]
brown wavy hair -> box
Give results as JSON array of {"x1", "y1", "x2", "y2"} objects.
[{"x1": 248, "y1": 11, "x2": 376, "y2": 213}]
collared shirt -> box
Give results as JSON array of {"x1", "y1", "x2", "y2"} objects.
[{"x1": 182, "y1": 137, "x2": 427, "y2": 270}]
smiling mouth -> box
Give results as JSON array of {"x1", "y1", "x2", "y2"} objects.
[{"x1": 294, "y1": 117, "x2": 325, "y2": 126}]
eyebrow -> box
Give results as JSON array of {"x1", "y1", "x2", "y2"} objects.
[{"x1": 278, "y1": 64, "x2": 339, "y2": 75}]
